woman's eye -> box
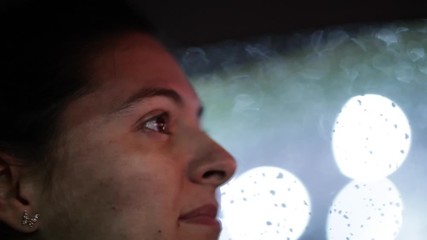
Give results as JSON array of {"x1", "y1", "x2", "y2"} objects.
[{"x1": 143, "y1": 112, "x2": 170, "y2": 134}]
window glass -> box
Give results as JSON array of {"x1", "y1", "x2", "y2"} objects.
[{"x1": 176, "y1": 20, "x2": 427, "y2": 239}]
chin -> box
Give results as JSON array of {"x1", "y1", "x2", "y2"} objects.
[{"x1": 177, "y1": 226, "x2": 221, "y2": 240}]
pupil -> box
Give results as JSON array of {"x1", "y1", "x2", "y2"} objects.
[{"x1": 156, "y1": 118, "x2": 166, "y2": 131}]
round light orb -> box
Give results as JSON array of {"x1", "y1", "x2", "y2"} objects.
[
  {"x1": 332, "y1": 94, "x2": 411, "y2": 181},
  {"x1": 327, "y1": 178, "x2": 403, "y2": 240},
  {"x1": 219, "y1": 166, "x2": 311, "y2": 240}
]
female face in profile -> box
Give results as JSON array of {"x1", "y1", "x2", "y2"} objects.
[{"x1": 0, "y1": 31, "x2": 236, "y2": 240}]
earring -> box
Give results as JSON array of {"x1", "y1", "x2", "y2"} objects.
[{"x1": 21, "y1": 210, "x2": 40, "y2": 228}]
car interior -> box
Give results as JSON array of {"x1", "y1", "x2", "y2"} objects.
[{"x1": 4, "y1": 1, "x2": 427, "y2": 239}]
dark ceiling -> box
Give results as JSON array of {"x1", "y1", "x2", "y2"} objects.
[
  {"x1": 132, "y1": 1, "x2": 427, "y2": 47},
  {"x1": 2, "y1": 0, "x2": 427, "y2": 47}
]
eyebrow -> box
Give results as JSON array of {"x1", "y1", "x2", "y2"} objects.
[
  {"x1": 113, "y1": 87, "x2": 203, "y2": 118},
  {"x1": 114, "y1": 87, "x2": 183, "y2": 113}
]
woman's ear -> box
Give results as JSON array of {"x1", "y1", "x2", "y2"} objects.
[{"x1": 0, "y1": 152, "x2": 40, "y2": 233}]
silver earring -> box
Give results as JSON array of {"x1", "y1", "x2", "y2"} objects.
[{"x1": 21, "y1": 210, "x2": 40, "y2": 228}]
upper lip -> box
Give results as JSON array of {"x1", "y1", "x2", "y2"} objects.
[{"x1": 179, "y1": 204, "x2": 218, "y2": 220}]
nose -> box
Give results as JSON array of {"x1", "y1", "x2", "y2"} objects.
[{"x1": 188, "y1": 133, "x2": 236, "y2": 187}]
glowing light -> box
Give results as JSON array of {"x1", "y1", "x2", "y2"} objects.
[
  {"x1": 332, "y1": 94, "x2": 411, "y2": 182},
  {"x1": 327, "y1": 179, "x2": 403, "y2": 239},
  {"x1": 219, "y1": 166, "x2": 311, "y2": 240}
]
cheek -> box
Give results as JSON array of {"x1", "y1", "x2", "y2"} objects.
[
  {"x1": 41, "y1": 133, "x2": 186, "y2": 238},
  {"x1": 48, "y1": 130, "x2": 184, "y2": 214}
]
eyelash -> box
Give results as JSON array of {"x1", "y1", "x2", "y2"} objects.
[{"x1": 143, "y1": 112, "x2": 171, "y2": 134}]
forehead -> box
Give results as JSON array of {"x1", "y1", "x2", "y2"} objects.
[
  {"x1": 59, "y1": 32, "x2": 199, "y2": 128},
  {"x1": 92, "y1": 32, "x2": 195, "y2": 95}
]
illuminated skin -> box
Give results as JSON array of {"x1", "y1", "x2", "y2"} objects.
[{"x1": 32, "y1": 32, "x2": 236, "y2": 240}]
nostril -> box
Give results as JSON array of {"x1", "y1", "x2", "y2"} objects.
[{"x1": 202, "y1": 170, "x2": 226, "y2": 180}]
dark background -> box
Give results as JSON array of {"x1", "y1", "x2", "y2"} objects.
[
  {"x1": 2, "y1": 0, "x2": 426, "y2": 46},
  {"x1": 131, "y1": 1, "x2": 427, "y2": 46}
]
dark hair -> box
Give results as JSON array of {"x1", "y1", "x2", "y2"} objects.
[
  {"x1": 0, "y1": 0, "x2": 154, "y2": 238},
  {"x1": 0, "y1": 0, "x2": 154, "y2": 160}
]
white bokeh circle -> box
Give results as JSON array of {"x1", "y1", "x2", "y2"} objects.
[
  {"x1": 327, "y1": 178, "x2": 403, "y2": 239},
  {"x1": 332, "y1": 94, "x2": 411, "y2": 181},
  {"x1": 219, "y1": 166, "x2": 311, "y2": 240}
]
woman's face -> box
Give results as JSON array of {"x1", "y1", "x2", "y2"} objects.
[{"x1": 36, "y1": 32, "x2": 236, "y2": 240}]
